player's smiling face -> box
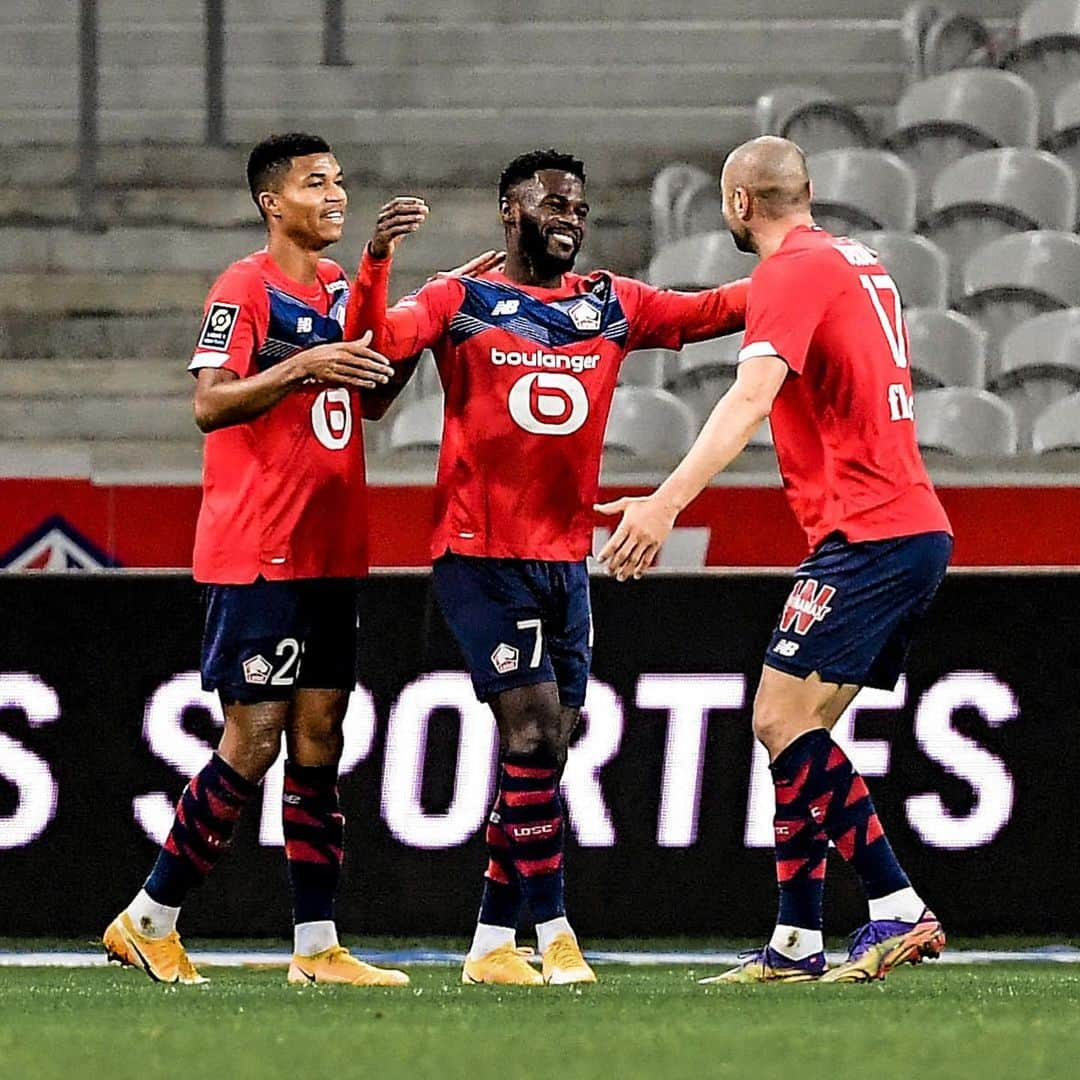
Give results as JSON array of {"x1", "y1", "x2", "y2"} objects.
[
  {"x1": 269, "y1": 152, "x2": 347, "y2": 249},
  {"x1": 506, "y1": 170, "x2": 589, "y2": 272}
]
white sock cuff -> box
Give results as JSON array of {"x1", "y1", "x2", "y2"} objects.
[
  {"x1": 769, "y1": 924, "x2": 824, "y2": 960},
  {"x1": 468, "y1": 923, "x2": 517, "y2": 960},
  {"x1": 293, "y1": 920, "x2": 339, "y2": 956},
  {"x1": 868, "y1": 886, "x2": 925, "y2": 924},
  {"x1": 536, "y1": 916, "x2": 574, "y2": 954},
  {"x1": 125, "y1": 889, "x2": 180, "y2": 940}
]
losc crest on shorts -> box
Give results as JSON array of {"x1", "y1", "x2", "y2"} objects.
[
  {"x1": 765, "y1": 531, "x2": 953, "y2": 690},
  {"x1": 432, "y1": 552, "x2": 592, "y2": 708},
  {"x1": 201, "y1": 577, "x2": 358, "y2": 703}
]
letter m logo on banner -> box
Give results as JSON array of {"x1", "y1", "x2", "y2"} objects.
[{"x1": 778, "y1": 579, "x2": 837, "y2": 636}]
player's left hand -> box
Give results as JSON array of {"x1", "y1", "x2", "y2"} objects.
[
  {"x1": 593, "y1": 495, "x2": 678, "y2": 581},
  {"x1": 369, "y1": 196, "x2": 430, "y2": 259}
]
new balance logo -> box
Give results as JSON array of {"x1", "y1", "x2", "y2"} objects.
[
  {"x1": 296, "y1": 316, "x2": 313, "y2": 333},
  {"x1": 491, "y1": 299, "x2": 520, "y2": 316},
  {"x1": 773, "y1": 638, "x2": 800, "y2": 657},
  {"x1": 778, "y1": 579, "x2": 837, "y2": 636}
]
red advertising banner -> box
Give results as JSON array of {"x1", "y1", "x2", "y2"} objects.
[{"x1": 2, "y1": 478, "x2": 1079, "y2": 570}]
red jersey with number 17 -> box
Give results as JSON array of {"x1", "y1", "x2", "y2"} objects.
[
  {"x1": 189, "y1": 250, "x2": 369, "y2": 584},
  {"x1": 739, "y1": 225, "x2": 951, "y2": 550},
  {"x1": 354, "y1": 251, "x2": 748, "y2": 561}
]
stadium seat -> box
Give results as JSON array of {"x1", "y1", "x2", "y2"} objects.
[
  {"x1": 855, "y1": 231, "x2": 949, "y2": 309},
  {"x1": 883, "y1": 69, "x2": 1040, "y2": 219},
  {"x1": 904, "y1": 307, "x2": 987, "y2": 388},
  {"x1": 808, "y1": 149, "x2": 917, "y2": 232},
  {"x1": 387, "y1": 394, "x2": 444, "y2": 453},
  {"x1": 902, "y1": 2, "x2": 994, "y2": 80},
  {"x1": 603, "y1": 387, "x2": 696, "y2": 469},
  {"x1": 651, "y1": 163, "x2": 713, "y2": 250},
  {"x1": 956, "y1": 231, "x2": 1080, "y2": 359},
  {"x1": 672, "y1": 176, "x2": 724, "y2": 240},
  {"x1": 919, "y1": 8, "x2": 995, "y2": 77},
  {"x1": 646, "y1": 233, "x2": 759, "y2": 290},
  {"x1": 914, "y1": 387, "x2": 1019, "y2": 456},
  {"x1": 1002, "y1": 0, "x2": 1080, "y2": 139},
  {"x1": 921, "y1": 148, "x2": 1078, "y2": 296},
  {"x1": 1044, "y1": 79, "x2": 1080, "y2": 224},
  {"x1": 991, "y1": 308, "x2": 1080, "y2": 446},
  {"x1": 666, "y1": 335, "x2": 742, "y2": 425},
  {"x1": 619, "y1": 349, "x2": 673, "y2": 389},
  {"x1": 1032, "y1": 389, "x2": 1080, "y2": 450},
  {"x1": 755, "y1": 84, "x2": 872, "y2": 157}
]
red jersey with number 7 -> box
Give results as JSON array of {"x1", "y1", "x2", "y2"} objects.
[
  {"x1": 188, "y1": 250, "x2": 369, "y2": 583},
  {"x1": 739, "y1": 225, "x2": 951, "y2": 550},
  {"x1": 352, "y1": 251, "x2": 748, "y2": 561}
]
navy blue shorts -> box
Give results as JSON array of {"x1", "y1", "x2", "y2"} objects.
[
  {"x1": 432, "y1": 553, "x2": 592, "y2": 708},
  {"x1": 201, "y1": 578, "x2": 358, "y2": 703},
  {"x1": 765, "y1": 531, "x2": 952, "y2": 691}
]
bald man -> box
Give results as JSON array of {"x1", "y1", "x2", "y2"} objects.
[{"x1": 596, "y1": 137, "x2": 953, "y2": 984}]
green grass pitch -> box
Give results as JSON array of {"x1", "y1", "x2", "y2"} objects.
[{"x1": 2, "y1": 959, "x2": 1079, "y2": 1080}]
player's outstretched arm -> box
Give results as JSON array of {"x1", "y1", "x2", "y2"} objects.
[
  {"x1": 624, "y1": 276, "x2": 751, "y2": 353},
  {"x1": 193, "y1": 332, "x2": 394, "y2": 433},
  {"x1": 595, "y1": 353, "x2": 787, "y2": 580}
]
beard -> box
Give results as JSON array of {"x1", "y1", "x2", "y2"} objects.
[
  {"x1": 728, "y1": 221, "x2": 757, "y2": 254},
  {"x1": 519, "y1": 215, "x2": 579, "y2": 275}
]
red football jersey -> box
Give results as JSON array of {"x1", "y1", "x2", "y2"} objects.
[
  {"x1": 740, "y1": 225, "x2": 951, "y2": 550},
  {"x1": 353, "y1": 252, "x2": 748, "y2": 561},
  {"x1": 189, "y1": 250, "x2": 368, "y2": 583}
]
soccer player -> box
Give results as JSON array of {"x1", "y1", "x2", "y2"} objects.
[
  {"x1": 103, "y1": 133, "x2": 429, "y2": 986},
  {"x1": 597, "y1": 136, "x2": 953, "y2": 984},
  {"x1": 350, "y1": 148, "x2": 749, "y2": 986}
]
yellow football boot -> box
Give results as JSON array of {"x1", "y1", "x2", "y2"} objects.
[
  {"x1": 541, "y1": 933, "x2": 597, "y2": 985},
  {"x1": 699, "y1": 946, "x2": 825, "y2": 984},
  {"x1": 461, "y1": 944, "x2": 544, "y2": 986},
  {"x1": 103, "y1": 912, "x2": 207, "y2": 985},
  {"x1": 287, "y1": 945, "x2": 409, "y2": 986}
]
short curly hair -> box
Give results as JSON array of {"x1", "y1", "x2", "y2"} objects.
[{"x1": 498, "y1": 148, "x2": 586, "y2": 199}]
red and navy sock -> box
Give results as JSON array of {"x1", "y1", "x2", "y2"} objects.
[
  {"x1": 496, "y1": 751, "x2": 565, "y2": 924},
  {"x1": 770, "y1": 731, "x2": 830, "y2": 932},
  {"x1": 478, "y1": 773, "x2": 523, "y2": 928},
  {"x1": 144, "y1": 753, "x2": 258, "y2": 906},
  {"x1": 282, "y1": 761, "x2": 345, "y2": 925},
  {"x1": 818, "y1": 739, "x2": 911, "y2": 901}
]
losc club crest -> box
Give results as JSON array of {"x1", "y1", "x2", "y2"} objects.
[
  {"x1": 0, "y1": 516, "x2": 118, "y2": 571},
  {"x1": 567, "y1": 299, "x2": 602, "y2": 333},
  {"x1": 490, "y1": 642, "x2": 520, "y2": 674}
]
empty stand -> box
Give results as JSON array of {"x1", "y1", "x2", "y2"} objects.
[
  {"x1": 914, "y1": 387, "x2": 1019, "y2": 456},
  {"x1": 1044, "y1": 78, "x2": 1080, "y2": 222},
  {"x1": 856, "y1": 231, "x2": 949, "y2": 308},
  {"x1": 387, "y1": 395, "x2": 444, "y2": 453},
  {"x1": 646, "y1": 233, "x2": 759, "y2": 290},
  {"x1": 955, "y1": 230, "x2": 1080, "y2": 358},
  {"x1": 651, "y1": 163, "x2": 713, "y2": 250},
  {"x1": 905, "y1": 307, "x2": 988, "y2": 388},
  {"x1": 1032, "y1": 388, "x2": 1080, "y2": 450},
  {"x1": 921, "y1": 148, "x2": 1077, "y2": 295},
  {"x1": 602, "y1": 387, "x2": 696, "y2": 469},
  {"x1": 809, "y1": 149, "x2": 917, "y2": 232},
  {"x1": 756, "y1": 83, "x2": 872, "y2": 156},
  {"x1": 665, "y1": 335, "x2": 742, "y2": 426},
  {"x1": 1002, "y1": 0, "x2": 1080, "y2": 138},
  {"x1": 992, "y1": 308, "x2": 1080, "y2": 445},
  {"x1": 884, "y1": 69, "x2": 1040, "y2": 218},
  {"x1": 619, "y1": 349, "x2": 672, "y2": 389},
  {"x1": 673, "y1": 178, "x2": 725, "y2": 241}
]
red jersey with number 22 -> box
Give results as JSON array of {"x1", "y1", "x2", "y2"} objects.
[
  {"x1": 740, "y1": 226, "x2": 951, "y2": 550},
  {"x1": 357, "y1": 251, "x2": 748, "y2": 561},
  {"x1": 189, "y1": 250, "x2": 368, "y2": 584}
]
